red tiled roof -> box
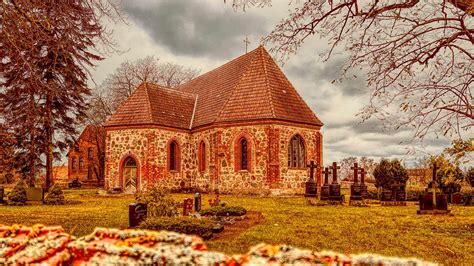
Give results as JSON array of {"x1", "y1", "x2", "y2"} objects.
[
  {"x1": 106, "y1": 46, "x2": 322, "y2": 129},
  {"x1": 178, "y1": 45, "x2": 323, "y2": 128},
  {"x1": 105, "y1": 83, "x2": 197, "y2": 129}
]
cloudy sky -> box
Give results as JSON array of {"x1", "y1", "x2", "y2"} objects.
[{"x1": 89, "y1": 0, "x2": 458, "y2": 167}]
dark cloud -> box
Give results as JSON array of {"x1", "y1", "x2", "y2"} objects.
[{"x1": 122, "y1": 1, "x2": 268, "y2": 59}]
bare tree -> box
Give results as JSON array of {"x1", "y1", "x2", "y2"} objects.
[
  {"x1": 231, "y1": 0, "x2": 473, "y2": 139},
  {"x1": 93, "y1": 56, "x2": 200, "y2": 124}
]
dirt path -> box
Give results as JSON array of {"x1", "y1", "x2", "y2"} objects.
[{"x1": 212, "y1": 211, "x2": 265, "y2": 241}]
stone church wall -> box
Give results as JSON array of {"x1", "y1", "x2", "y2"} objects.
[{"x1": 105, "y1": 123, "x2": 322, "y2": 195}]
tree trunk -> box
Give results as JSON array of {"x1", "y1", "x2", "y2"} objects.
[
  {"x1": 45, "y1": 92, "x2": 53, "y2": 190},
  {"x1": 28, "y1": 91, "x2": 36, "y2": 187}
]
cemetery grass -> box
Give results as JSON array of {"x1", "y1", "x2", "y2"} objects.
[{"x1": 0, "y1": 189, "x2": 472, "y2": 264}]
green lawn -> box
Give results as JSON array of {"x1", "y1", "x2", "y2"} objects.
[{"x1": 0, "y1": 189, "x2": 472, "y2": 264}]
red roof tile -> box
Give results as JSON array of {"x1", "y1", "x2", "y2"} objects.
[
  {"x1": 105, "y1": 46, "x2": 322, "y2": 129},
  {"x1": 105, "y1": 83, "x2": 197, "y2": 129}
]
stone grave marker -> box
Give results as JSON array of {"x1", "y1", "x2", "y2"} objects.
[
  {"x1": 328, "y1": 162, "x2": 343, "y2": 203},
  {"x1": 359, "y1": 168, "x2": 368, "y2": 198},
  {"x1": 451, "y1": 192, "x2": 462, "y2": 205},
  {"x1": 129, "y1": 203, "x2": 147, "y2": 227},
  {"x1": 320, "y1": 167, "x2": 330, "y2": 201},
  {"x1": 26, "y1": 187, "x2": 45, "y2": 203},
  {"x1": 194, "y1": 192, "x2": 202, "y2": 212},
  {"x1": 183, "y1": 198, "x2": 193, "y2": 216},
  {"x1": 418, "y1": 163, "x2": 450, "y2": 214},
  {"x1": 304, "y1": 160, "x2": 318, "y2": 198},
  {"x1": 349, "y1": 163, "x2": 363, "y2": 203}
]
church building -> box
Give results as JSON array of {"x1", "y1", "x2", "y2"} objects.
[{"x1": 104, "y1": 46, "x2": 323, "y2": 194}]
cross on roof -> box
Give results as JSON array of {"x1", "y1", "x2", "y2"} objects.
[{"x1": 244, "y1": 36, "x2": 250, "y2": 53}]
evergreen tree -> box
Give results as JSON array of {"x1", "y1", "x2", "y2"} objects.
[
  {"x1": 1, "y1": 1, "x2": 122, "y2": 189},
  {"x1": 374, "y1": 158, "x2": 408, "y2": 189},
  {"x1": 7, "y1": 180, "x2": 27, "y2": 206},
  {"x1": 44, "y1": 183, "x2": 65, "y2": 205}
]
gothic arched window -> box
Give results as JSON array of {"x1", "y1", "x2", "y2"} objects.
[
  {"x1": 288, "y1": 134, "x2": 305, "y2": 168},
  {"x1": 168, "y1": 140, "x2": 180, "y2": 171},
  {"x1": 198, "y1": 141, "x2": 206, "y2": 172}
]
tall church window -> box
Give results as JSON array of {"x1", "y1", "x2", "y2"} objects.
[
  {"x1": 88, "y1": 147, "x2": 94, "y2": 160},
  {"x1": 241, "y1": 138, "x2": 248, "y2": 170},
  {"x1": 198, "y1": 141, "x2": 206, "y2": 172},
  {"x1": 79, "y1": 157, "x2": 84, "y2": 170},
  {"x1": 168, "y1": 140, "x2": 180, "y2": 171},
  {"x1": 288, "y1": 134, "x2": 305, "y2": 168},
  {"x1": 72, "y1": 157, "x2": 77, "y2": 170}
]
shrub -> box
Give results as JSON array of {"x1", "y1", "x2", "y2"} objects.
[
  {"x1": 200, "y1": 206, "x2": 247, "y2": 217},
  {"x1": 138, "y1": 216, "x2": 216, "y2": 240},
  {"x1": 135, "y1": 187, "x2": 177, "y2": 217},
  {"x1": 406, "y1": 187, "x2": 425, "y2": 201},
  {"x1": 7, "y1": 180, "x2": 27, "y2": 205},
  {"x1": 44, "y1": 183, "x2": 65, "y2": 205},
  {"x1": 466, "y1": 167, "x2": 474, "y2": 188},
  {"x1": 373, "y1": 159, "x2": 408, "y2": 189}
]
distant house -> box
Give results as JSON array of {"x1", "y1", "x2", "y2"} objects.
[{"x1": 67, "y1": 125, "x2": 105, "y2": 187}]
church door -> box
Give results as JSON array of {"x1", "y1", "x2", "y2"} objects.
[{"x1": 123, "y1": 157, "x2": 138, "y2": 193}]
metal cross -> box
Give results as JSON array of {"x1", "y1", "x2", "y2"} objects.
[{"x1": 244, "y1": 36, "x2": 250, "y2": 53}]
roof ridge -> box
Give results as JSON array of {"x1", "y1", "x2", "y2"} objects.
[
  {"x1": 146, "y1": 82, "x2": 197, "y2": 98},
  {"x1": 261, "y1": 48, "x2": 323, "y2": 125},
  {"x1": 189, "y1": 95, "x2": 198, "y2": 129},
  {"x1": 212, "y1": 48, "x2": 261, "y2": 124},
  {"x1": 259, "y1": 46, "x2": 276, "y2": 118},
  {"x1": 143, "y1": 83, "x2": 154, "y2": 123},
  {"x1": 176, "y1": 47, "x2": 261, "y2": 89}
]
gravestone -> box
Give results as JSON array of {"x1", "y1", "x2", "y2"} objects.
[
  {"x1": 320, "y1": 167, "x2": 330, "y2": 201},
  {"x1": 395, "y1": 185, "x2": 406, "y2": 201},
  {"x1": 417, "y1": 163, "x2": 450, "y2": 214},
  {"x1": 183, "y1": 198, "x2": 193, "y2": 216},
  {"x1": 208, "y1": 194, "x2": 220, "y2": 207},
  {"x1": 26, "y1": 187, "x2": 45, "y2": 203},
  {"x1": 349, "y1": 163, "x2": 363, "y2": 203},
  {"x1": 359, "y1": 168, "x2": 368, "y2": 198},
  {"x1": 451, "y1": 192, "x2": 463, "y2": 205},
  {"x1": 194, "y1": 192, "x2": 202, "y2": 212},
  {"x1": 381, "y1": 185, "x2": 406, "y2": 206},
  {"x1": 68, "y1": 179, "x2": 82, "y2": 188},
  {"x1": 304, "y1": 161, "x2": 318, "y2": 198},
  {"x1": 381, "y1": 189, "x2": 393, "y2": 201},
  {"x1": 129, "y1": 203, "x2": 147, "y2": 227},
  {"x1": 328, "y1": 162, "x2": 343, "y2": 203}
]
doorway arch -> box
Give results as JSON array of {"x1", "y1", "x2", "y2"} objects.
[{"x1": 122, "y1": 156, "x2": 138, "y2": 193}]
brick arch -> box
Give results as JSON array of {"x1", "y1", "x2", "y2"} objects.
[
  {"x1": 233, "y1": 131, "x2": 255, "y2": 173},
  {"x1": 287, "y1": 133, "x2": 307, "y2": 169},
  {"x1": 166, "y1": 137, "x2": 181, "y2": 172},
  {"x1": 118, "y1": 152, "x2": 141, "y2": 192}
]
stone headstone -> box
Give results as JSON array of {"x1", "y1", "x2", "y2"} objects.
[
  {"x1": 194, "y1": 192, "x2": 202, "y2": 212},
  {"x1": 129, "y1": 203, "x2": 147, "y2": 227},
  {"x1": 328, "y1": 162, "x2": 343, "y2": 203},
  {"x1": 395, "y1": 186, "x2": 406, "y2": 201},
  {"x1": 451, "y1": 192, "x2": 462, "y2": 205},
  {"x1": 359, "y1": 168, "x2": 368, "y2": 198},
  {"x1": 183, "y1": 198, "x2": 193, "y2": 216},
  {"x1": 26, "y1": 187, "x2": 44, "y2": 202},
  {"x1": 418, "y1": 163, "x2": 450, "y2": 214},
  {"x1": 350, "y1": 163, "x2": 363, "y2": 202},
  {"x1": 304, "y1": 161, "x2": 318, "y2": 198},
  {"x1": 381, "y1": 190, "x2": 393, "y2": 201},
  {"x1": 320, "y1": 167, "x2": 330, "y2": 201}
]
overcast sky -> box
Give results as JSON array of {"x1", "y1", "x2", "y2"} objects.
[{"x1": 89, "y1": 0, "x2": 460, "y2": 167}]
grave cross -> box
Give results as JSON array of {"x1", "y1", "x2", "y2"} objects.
[
  {"x1": 329, "y1": 162, "x2": 340, "y2": 184},
  {"x1": 244, "y1": 36, "x2": 250, "y2": 53},
  {"x1": 359, "y1": 168, "x2": 365, "y2": 184},
  {"x1": 307, "y1": 160, "x2": 319, "y2": 182},
  {"x1": 322, "y1": 167, "x2": 331, "y2": 185},
  {"x1": 351, "y1": 163, "x2": 359, "y2": 183}
]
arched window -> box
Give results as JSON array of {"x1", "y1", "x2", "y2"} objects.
[
  {"x1": 168, "y1": 140, "x2": 180, "y2": 171},
  {"x1": 241, "y1": 138, "x2": 248, "y2": 170},
  {"x1": 288, "y1": 134, "x2": 305, "y2": 168},
  {"x1": 198, "y1": 141, "x2": 206, "y2": 172}
]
